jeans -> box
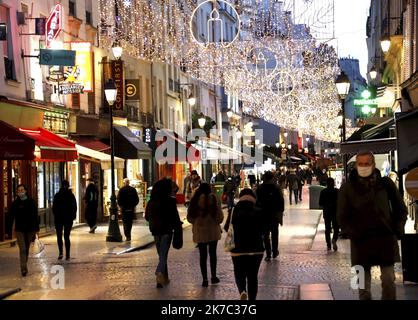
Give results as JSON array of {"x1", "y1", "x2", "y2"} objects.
[
  {"x1": 359, "y1": 265, "x2": 396, "y2": 300},
  {"x1": 122, "y1": 211, "x2": 134, "y2": 239},
  {"x1": 155, "y1": 233, "x2": 172, "y2": 276},
  {"x1": 227, "y1": 195, "x2": 234, "y2": 211},
  {"x1": 55, "y1": 222, "x2": 73, "y2": 257},
  {"x1": 263, "y1": 219, "x2": 279, "y2": 258},
  {"x1": 198, "y1": 241, "x2": 218, "y2": 280},
  {"x1": 324, "y1": 215, "x2": 339, "y2": 247},
  {"x1": 289, "y1": 189, "x2": 298, "y2": 204},
  {"x1": 16, "y1": 231, "x2": 37, "y2": 273},
  {"x1": 232, "y1": 254, "x2": 263, "y2": 300}
]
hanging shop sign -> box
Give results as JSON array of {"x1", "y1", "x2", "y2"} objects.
[
  {"x1": 35, "y1": 18, "x2": 46, "y2": 35},
  {"x1": 45, "y1": 3, "x2": 62, "y2": 48},
  {"x1": 59, "y1": 83, "x2": 84, "y2": 95},
  {"x1": 68, "y1": 42, "x2": 93, "y2": 92},
  {"x1": 125, "y1": 79, "x2": 140, "y2": 100},
  {"x1": 143, "y1": 127, "x2": 156, "y2": 149},
  {"x1": 40, "y1": 49, "x2": 76, "y2": 66},
  {"x1": 112, "y1": 60, "x2": 124, "y2": 111}
]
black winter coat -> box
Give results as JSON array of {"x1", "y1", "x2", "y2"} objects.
[
  {"x1": 319, "y1": 187, "x2": 338, "y2": 219},
  {"x1": 10, "y1": 197, "x2": 39, "y2": 233},
  {"x1": 224, "y1": 200, "x2": 265, "y2": 254},
  {"x1": 145, "y1": 196, "x2": 181, "y2": 236},
  {"x1": 117, "y1": 185, "x2": 139, "y2": 212},
  {"x1": 337, "y1": 169, "x2": 407, "y2": 267},
  {"x1": 256, "y1": 183, "x2": 284, "y2": 225},
  {"x1": 53, "y1": 188, "x2": 77, "y2": 225}
]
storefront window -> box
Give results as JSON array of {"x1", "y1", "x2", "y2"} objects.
[{"x1": 37, "y1": 162, "x2": 45, "y2": 208}]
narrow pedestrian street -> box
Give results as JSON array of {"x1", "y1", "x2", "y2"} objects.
[{"x1": 1, "y1": 187, "x2": 417, "y2": 300}]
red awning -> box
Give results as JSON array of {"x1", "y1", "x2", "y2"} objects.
[
  {"x1": 0, "y1": 120, "x2": 35, "y2": 160},
  {"x1": 73, "y1": 137, "x2": 110, "y2": 153},
  {"x1": 19, "y1": 128, "x2": 78, "y2": 162},
  {"x1": 156, "y1": 129, "x2": 200, "y2": 163}
]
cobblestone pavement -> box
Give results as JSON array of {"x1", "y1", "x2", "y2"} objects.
[{"x1": 1, "y1": 187, "x2": 417, "y2": 300}]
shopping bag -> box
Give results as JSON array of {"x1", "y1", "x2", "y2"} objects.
[
  {"x1": 31, "y1": 234, "x2": 45, "y2": 255},
  {"x1": 172, "y1": 223, "x2": 183, "y2": 250},
  {"x1": 224, "y1": 208, "x2": 235, "y2": 252}
]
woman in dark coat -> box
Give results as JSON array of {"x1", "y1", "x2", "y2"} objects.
[
  {"x1": 145, "y1": 178, "x2": 182, "y2": 288},
  {"x1": 53, "y1": 180, "x2": 77, "y2": 260},
  {"x1": 224, "y1": 188, "x2": 266, "y2": 300},
  {"x1": 187, "y1": 183, "x2": 224, "y2": 287},
  {"x1": 9, "y1": 184, "x2": 39, "y2": 276}
]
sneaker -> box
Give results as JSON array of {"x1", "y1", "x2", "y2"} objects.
[
  {"x1": 58, "y1": 254, "x2": 63, "y2": 260},
  {"x1": 211, "y1": 277, "x2": 220, "y2": 284},
  {"x1": 21, "y1": 270, "x2": 27, "y2": 277},
  {"x1": 327, "y1": 245, "x2": 331, "y2": 251},
  {"x1": 65, "y1": 255, "x2": 70, "y2": 260},
  {"x1": 156, "y1": 272, "x2": 165, "y2": 288},
  {"x1": 264, "y1": 256, "x2": 271, "y2": 262},
  {"x1": 273, "y1": 251, "x2": 279, "y2": 259},
  {"x1": 202, "y1": 280, "x2": 209, "y2": 287},
  {"x1": 240, "y1": 291, "x2": 248, "y2": 300},
  {"x1": 332, "y1": 240, "x2": 338, "y2": 251}
]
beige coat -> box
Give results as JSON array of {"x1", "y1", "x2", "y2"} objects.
[{"x1": 187, "y1": 193, "x2": 224, "y2": 243}]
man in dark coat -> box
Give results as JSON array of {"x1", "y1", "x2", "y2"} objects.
[
  {"x1": 286, "y1": 169, "x2": 299, "y2": 205},
  {"x1": 256, "y1": 171, "x2": 285, "y2": 261},
  {"x1": 10, "y1": 184, "x2": 39, "y2": 276},
  {"x1": 84, "y1": 178, "x2": 99, "y2": 233},
  {"x1": 337, "y1": 151, "x2": 407, "y2": 300},
  {"x1": 319, "y1": 178, "x2": 339, "y2": 251},
  {"x1": 53, "y1": 180, "x2": 77, "y2": 260},
  {"x1": 117, "y1": 178, "x2": 139, "y2": 241},
  {"x1": 223, "y1": 177, "x2": 236, "y2": 213}
]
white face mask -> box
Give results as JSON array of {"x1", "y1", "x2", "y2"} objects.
[{"x1": 357, "y1": 166, "x2": 373, "y2": 178}]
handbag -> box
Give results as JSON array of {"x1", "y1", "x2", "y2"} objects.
[
  {"x1": 221, "y1": 192, "x2": 227, "y2": 204},
  {"x1": 31, "y1": 234, "x2": 45, "y2": 256},
  {"x1": 172, "y1": 222, "x2": 183, "y2": 250},
  {"x1": 224, "y1": 208, "x2": 235, "y2": 252}
]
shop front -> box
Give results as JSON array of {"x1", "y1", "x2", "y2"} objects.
[
  {"x1": 155, "y1": 129, "x2": 200, "y2": 203},
  {"x1": 0, "y1": 121, "x2": 78, "y2": 241},
  {"x1": 75, "y1": 144, "x2": 124, "y2": 221},
  {"x1": 113, "y1": 125, "x2": 152, "y2": 214}
]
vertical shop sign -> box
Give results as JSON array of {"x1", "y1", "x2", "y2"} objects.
[
  {"x1": 45, "y1": 4, "x2": 62, "y2": 48},
  {"x1": 111, "y1": 60, "x2": 124, "y2": 111}
]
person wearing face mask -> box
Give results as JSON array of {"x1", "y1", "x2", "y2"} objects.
[
  {"x1": 337, "y1": 151, "x2": 407, "y2": 300},
  {"x1": 9, "y1": 184, "x2": 39, "y2": 277}
]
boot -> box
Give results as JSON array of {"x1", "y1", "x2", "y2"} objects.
[{"x1": 156, "y1": 272, "x2": 165, "y2": 288}]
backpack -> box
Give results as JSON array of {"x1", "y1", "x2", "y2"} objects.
[{"x1": 291, "y1": 179, "x2": 298, "y2": 190}]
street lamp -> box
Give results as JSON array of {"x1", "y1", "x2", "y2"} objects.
[
  {"x1": 227, "y1": 110, "x2": 233, "y2": 118},
  {"x1": 236, "y1": 130, "x2": 243, "y2": 139},
  {"x1": 112, "y1": 45, "x2": 123, "y2": 60},
  {"x1": 187, "y1": 95, "x2": 196, "y2": 106},
  {"x1": 369, "y1": 66, "x2": 377, "y2": 80},
  {"x1": 380, "y1": 34, "x2": 391, "y2": 54},
  {"x1": 198, "y1": 114, "x2": 206, "y2": 128},
  {"x1": 336, "y1": 71, "x2": 351, "y2": 181},
  {"x1": 275, "y1": 142, "x2": 280, "y2": 148},
  {"x1": 104, "y1": 79, "x2": 123, "y2": 242}
]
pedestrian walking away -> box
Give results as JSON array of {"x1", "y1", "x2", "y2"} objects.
[
  {"x1": 84, "y1": 178, "x2": 99, "y2": 233},
  {"x1": 223, "y1": 177, "x2": 236, "y2": 213},
  {"x1": 296, "y1": 167, "x2": 305, "y2": 201},
  {"x1": 224, "y1": 189, "x2": 265, "y2": 300},
  {"x1": 256, "y1": 171, "x2": 285, "y2": 261},
  {"x1": 145, "y1": 178, "x2": 182, "y2": 288},
  {"x1": 187, "y1": 183, "x2": 224, "y2": 287},
  {"x1": 9, "y1": 184, "x2": 40, "y2": 276},
  {"x1": 52, "y1": 180, "x2": 77, "y2": 260},
  {"x1": 286, "y1": 169, "x2": 299, "y2": 205},
  {"x1": 319, "y1": 178, "x2": 339, "y2": 251},
  {"x1": 337, "y1": 151, "x2": 407, "y2": 300},
  {"x1": 117, "y1": 178, "x2": 139, "y2": 241}
]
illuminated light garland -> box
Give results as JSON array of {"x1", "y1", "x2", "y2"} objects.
[{"x1": 98, "y1": 0, "x2": 354, "y2": 142}]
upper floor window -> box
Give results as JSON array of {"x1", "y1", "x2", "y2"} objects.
[
  {"x1": 1, "y1": 5, "x2": 16, "y2": 80},
  {"x1": 69, "y1": 0, "x2": 76, "y2": 17}
]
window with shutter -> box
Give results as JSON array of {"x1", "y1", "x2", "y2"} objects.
[{"x1": 72, "y1": 93, "x2": 80, "y2": 109}]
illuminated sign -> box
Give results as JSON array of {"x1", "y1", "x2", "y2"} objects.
[
  {"x1": 112, "y1": 60, "x2": 124, "y2": 111},
  {"x1": 69, "y1": 42, "x2": 93, "y2": 92},
  {"x1": 59, "y1": 83, "x2": 84, "y2": 95},
  {"x1": 125, "y1": 79, "x2": 140, "y2": 100},
  {"x1": 40, "y1": 49, "x2": 75, "y2": 66},
  {"x1": 354, "y1": 98, "x2": 378, "y2": 106},
  {"x1": 45, "y1": 4, "x2": 62, "y2": 48}
]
